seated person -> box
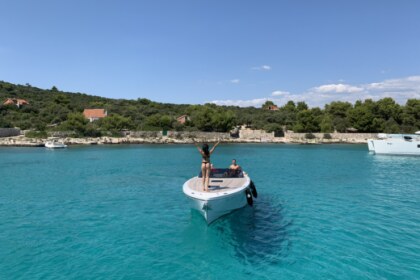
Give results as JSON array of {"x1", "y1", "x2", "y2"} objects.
[{"x1": 228, "y1": 159, "x2": 242, "y2": 176}]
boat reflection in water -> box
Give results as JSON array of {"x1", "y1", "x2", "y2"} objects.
[{"x1": 221, "y1": 196, "x2": 292, "y2": 266}]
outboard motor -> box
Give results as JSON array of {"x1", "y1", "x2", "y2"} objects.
[
  {"x1": 250, "y1": 180, "x2": 258, "y2": 198},
  {"x1": 245, "y1": 189, "x2": 253, "y2": 206}
]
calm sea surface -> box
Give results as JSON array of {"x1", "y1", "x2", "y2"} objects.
[{"x1": 0, "y1": 144, "x2": 419, "y2": 279}]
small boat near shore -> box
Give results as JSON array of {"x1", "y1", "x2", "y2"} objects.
[
  {"x1": 183, "y1": 168, "x2": 257, "y2": 224},
  {"x1": 45, "y1": 138, "x2": 67, "y2": 149},
  {"x1": 368, "y1": 132, "x2": 420, "y2": 156}
]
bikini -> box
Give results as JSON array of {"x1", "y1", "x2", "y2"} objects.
[{"x1": 202, "y1": 154, "x2": 210, "y2": 164}]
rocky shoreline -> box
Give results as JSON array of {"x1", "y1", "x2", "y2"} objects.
[{"x1": 0, "y1": 135, "x2": 370, "y2": 147}]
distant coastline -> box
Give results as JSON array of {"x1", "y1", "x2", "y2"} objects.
[
  {"x1": 1, "y1": 81, "x2": 419, "y2": 143},
  {"x1": 0, "y1": 130, "x2": 377, "y2": 147}
]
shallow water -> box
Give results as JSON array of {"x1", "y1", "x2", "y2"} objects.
[{"x1": 0, "y1": 144, "x2": 419, "y2": 279}]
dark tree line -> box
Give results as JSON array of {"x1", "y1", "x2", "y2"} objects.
[{"x1": 0, "y1": 81, "x2": 419, "y2": 136}]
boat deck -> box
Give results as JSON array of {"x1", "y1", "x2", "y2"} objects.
[{"x1": 186, "y1": 177, "x2": 248, "y2": 193}]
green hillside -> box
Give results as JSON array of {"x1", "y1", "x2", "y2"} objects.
[{"x1": 0, "y1": 81, "x2": 419, "y2": 136}]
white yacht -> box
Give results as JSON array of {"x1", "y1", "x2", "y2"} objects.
[
  {"x1": 183, "y1": 168, "x2": 257, "y2": 224},
  {"x1": 45, "y1": 138, "x2": 67, "y2": 149},
  {"x1": 368, "y1": 132, "x2": 420, "y2": 156}
]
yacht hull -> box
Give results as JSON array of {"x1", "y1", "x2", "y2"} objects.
[{"x1": 368, "y1": 137, "x2": 420, "y2": 156}]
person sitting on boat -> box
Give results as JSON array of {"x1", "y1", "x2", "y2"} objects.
[
  {"x1": 228, "y1": 159, "x2": 242, "y2": 176},
  {"x1": 229, "y1": 159, "x2": 241, "y2": 171},
  {"x1": 194, "y1": 140, "x2": 220, "y2": 192}
]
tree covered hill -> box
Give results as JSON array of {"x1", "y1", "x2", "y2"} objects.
[{"x1": 0, "y1": 81, "x2": 419, "y2": 135}]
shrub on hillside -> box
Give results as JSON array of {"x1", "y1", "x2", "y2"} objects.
[
  {"x1": 305, "y1": 133, "x2": 316, "y2": 139},
  {"x1": 323, "y1": 133, "x2": 332, "y2": 139},
  {"x1": 26, "y1": 131, "x2": 48, "y2": 138}
]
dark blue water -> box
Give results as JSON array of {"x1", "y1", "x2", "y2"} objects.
[{"x1": 0, "y1": 144, "x2": 419, "y2": 279}]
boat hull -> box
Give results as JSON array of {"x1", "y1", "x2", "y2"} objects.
[
  {"x1": 368, "y1": 139, "x2": 420, "y2": 156},
  {"x1": 188, "y1": 190, "x2": 248, "y2": 224},
  {"x1": 183, "y1": 172, "x2": 252, "y2": 224},
  {"x1": 45, "y1": 142, "x2": 67, "y2": 148},
  {"x1": 367, "y1": 139, "x2": 375, "y2": 153},
  {"x1": 45, "y1": 144, "x2": 67, "y2": 148}
]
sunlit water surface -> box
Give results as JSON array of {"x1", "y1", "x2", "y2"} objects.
[{"x1": 0, "y1": 144, "x2": 419, "y2": 279}]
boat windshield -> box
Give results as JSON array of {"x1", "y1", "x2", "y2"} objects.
[{"x1": 198, "y1": 168, "x2": 244, "y2": 178}]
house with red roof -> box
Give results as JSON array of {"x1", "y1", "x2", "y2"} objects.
[
  {"x1": 266, "y1": 105, "x2": 279, "y2": 111},
  {"x1": 176, "y1": 115, "x2": 190, "y2": 124},
  {"x1": 3, "y1": 98, "x2": 29, "y2": 108},
  {"x1": 83, "y1": 109, "x2": 107, "y2": 122}
]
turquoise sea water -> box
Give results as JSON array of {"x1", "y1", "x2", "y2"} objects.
[{"x1": 0, "y1": 144, "x2": 419, "y2": 279}]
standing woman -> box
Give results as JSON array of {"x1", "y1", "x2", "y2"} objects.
[{"x1": 194, "y1": 140, "x2": 220, "y2": 191}]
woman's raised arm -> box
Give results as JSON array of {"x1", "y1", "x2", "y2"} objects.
[
  {"x1": 209, "y1": 140, "x2": 220, "y2": 154},
  {"x1": 193, "y1": 140, "x2": 203, "y2": 154}
]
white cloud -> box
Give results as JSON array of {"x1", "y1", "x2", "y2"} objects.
[
  {"x1": 252, "y1": 65, "x2": 271, "y2": 71},
  {"x1": 209, "y1": 75, "x2": 420, "y2": 108},
  {"x1": 230, "y1": 79, "x2": 240, "y2": 84},
  {"x1": 367, "y1": 76, "x2": 420, "y2": 91},
  {"x1": 312, "y1": 83, "x2": 363, "y2": 93},
  {"x1": 271, "y1": 90, "x2": 290, "y2": 96},
  {"x1": 407, "y1": 76, "x2": 420, "y2": 82},
  {"x1": 300, "y1": 76, "x2": 420, "y2": 106},
  {"x1": 211, "y1": 98, "x2": 269, "y2": 107}
]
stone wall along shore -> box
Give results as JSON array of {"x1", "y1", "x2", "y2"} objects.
[
  {"x1": 284, "y1": 132, "x2": 378, "y2": 144},
  {"x1": 0, "y1": 130, "x2": 380, "y2": 147}
]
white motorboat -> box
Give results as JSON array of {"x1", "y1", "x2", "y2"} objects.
[
  {"x1": 45, "y1": 138, "x2": 67, "y2": 149},
  {"x1": 183, "y1": 168, "x2": 257, "y2": 224},
  {"x1": 368, "y1": 132, "x2": 420, "y2": 156}
]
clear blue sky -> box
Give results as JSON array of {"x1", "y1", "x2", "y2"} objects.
[{"x1": 1, "y1": 0, "x2": 419, "y2": 107}]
